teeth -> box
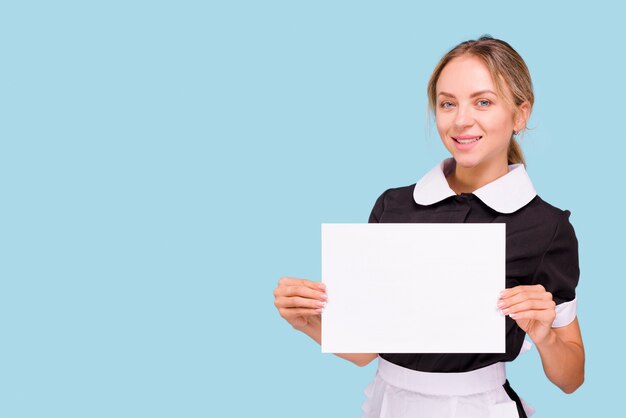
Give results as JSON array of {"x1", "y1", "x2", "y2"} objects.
[{"x1": 456, "y1": 136, "x2": 481, "y2": 144}]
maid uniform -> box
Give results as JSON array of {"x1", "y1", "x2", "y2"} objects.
[{"x1": 362, "y1": 158, "x2": 580, "y2": 418}]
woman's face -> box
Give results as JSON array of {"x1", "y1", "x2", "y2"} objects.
[{"x1": 435, "y1": 55, "x2": 527, "y2": 171}]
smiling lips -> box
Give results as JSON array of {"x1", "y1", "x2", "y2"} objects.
[{"x1": 452, "y1": 135, "x2": 482, "y2": 144}]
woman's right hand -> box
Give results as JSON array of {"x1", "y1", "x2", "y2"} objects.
[{"x1": 274, "y1": 277, "x2": 327, "y2": 331}]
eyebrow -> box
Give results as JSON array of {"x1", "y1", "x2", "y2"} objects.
[{"x1": 438, "y1": 90, "x2": 497, "y2": 98}]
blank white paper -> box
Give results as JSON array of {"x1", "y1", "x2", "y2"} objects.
[{"x1": 321, "y1": 223, "x2": 505, "y2": 353}]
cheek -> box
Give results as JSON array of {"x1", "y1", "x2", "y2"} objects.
[
  {"x1": 486, "y1": 110, "x2": 515, "y2": 133},
  {"x1": 435, "y1": 119, "x2": 454, "y2": 151},
  {"x1": 435, "y1": 115, "x2": 449, "y2": 137}
]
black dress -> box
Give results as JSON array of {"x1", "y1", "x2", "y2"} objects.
[{"x1": 365, "y1": 158, "x2": 580, "y2": 417}]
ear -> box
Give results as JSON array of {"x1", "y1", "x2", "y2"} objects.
[{"x1": 514, "y1": 101, "x2": 531, "y2": 132}]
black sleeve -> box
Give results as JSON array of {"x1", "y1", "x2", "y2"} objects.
[
  {"x1": 531, "y1": 210, "x2": 580, "y2": 305},
  {"x1": 368, "y1": 189, "x2": 389, "y2": 223}
]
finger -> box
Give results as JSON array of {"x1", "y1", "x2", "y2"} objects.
[
  {"x1": 278, "y1": 277, "x2": 326, "y2": 291},
  {"x1": 275, "y1": 296, "x2": 327, "y2": 310},
  {"x1": 500, "y1": 284, "x2": 548, "y2": 300},
  {"x1": 509, "y1": 309, "x2": 555, "y2": 324},
  {"x1": 500, "y1": 284, "x2": 546, "y2": 297},
  {"x1": 276, "y1": 287, "x2": 327, "y2": 302},
  {"x1": 497, "y1": 290, "x2": 552, "y2": 309},
  {"x1": 501, "y1": 299, "x2": 556, "y2": 315},
  {"x1": 276, "y1": 285, "x2": 327, "y2": 301},
  {"x1": 278, "y1": 307, "x2": 324, "y2": 320}
]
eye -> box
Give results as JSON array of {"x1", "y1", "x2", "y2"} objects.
[
  {"x1": 440, "y1": 101, "x2": 455, "y2": 109},
  {"x1": 477, "y1": 99, "x2": 491, "y2": 107}
]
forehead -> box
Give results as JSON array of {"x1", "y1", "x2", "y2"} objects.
[{"x1": 436, "y1": 55, "x2": 496, "y2": 95}]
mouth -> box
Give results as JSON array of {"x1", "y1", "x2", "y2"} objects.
[{"x1": 452, "y1": 135, "x2": 482, "y2": 144}]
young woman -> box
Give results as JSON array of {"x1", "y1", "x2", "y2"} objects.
[{"x1": 273, "y1": 36, "x2": 584, "y2": 417}]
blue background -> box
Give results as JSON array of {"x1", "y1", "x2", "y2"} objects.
[{"x1": 1, "y1": 1, "x2": 622, "y2": 416}]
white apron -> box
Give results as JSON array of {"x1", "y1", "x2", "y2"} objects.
[{"x1": 362, "y1": 356, "x2": 534, "y2": 418}]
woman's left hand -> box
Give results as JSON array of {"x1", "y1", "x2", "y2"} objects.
[{"x1": 498, "y1": 284, "x2": 556, "y2": 345}]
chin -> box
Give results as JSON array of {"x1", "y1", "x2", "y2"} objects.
[{"x1": 451, "y1": 154, "x2": 482, "y2": 169}]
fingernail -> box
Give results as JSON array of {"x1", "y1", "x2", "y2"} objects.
[
  {"x1": 497, "y1": 301, "x2": 506, "y2": 308},
  {"x1": 315, "y1": 308, "x2": 323, "y2": 314},
  {"x1": 320, "y1": 293, "x2": 328, "y2": 300},
  {"x1": 509, "y1": 313, "x2": 517, "y2": 319},
  {"x1": 501, "y1": 309, "x2": 510, "y2": 315},
  {"x1": 318, "y1": 283, "x2": 326, "y2": 290}
]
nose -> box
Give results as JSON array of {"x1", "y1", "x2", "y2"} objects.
[{"x1": 453, "y1": 104, "x2": 474, "y2": 130}]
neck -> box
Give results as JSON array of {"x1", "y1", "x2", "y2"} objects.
[{"x1": 447, "y1": 159, "x2": 509, "y2": 194}]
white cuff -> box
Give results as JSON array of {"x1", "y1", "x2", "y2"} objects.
[{"x1": 552, "y1": 298, "x2": 577, "y2": 328}]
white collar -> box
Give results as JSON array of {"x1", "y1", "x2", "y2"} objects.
[{"x1": 413, "y1": 158, "x2": 537, "y2": 214}]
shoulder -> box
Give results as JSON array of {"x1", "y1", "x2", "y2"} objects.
[
  {"x1": 521, "y1": 196, "x2": 578, "y2": 256},
  {"x1": 373, "y1": 184, "x2": 417, "y2": 209},
  {"x1": 368, "y1": 184, "x2": 416, "y2": 223},
  {"x1": 523, "y1": 196, "x2": 575, "y2": 229}
]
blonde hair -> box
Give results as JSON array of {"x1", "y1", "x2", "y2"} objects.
[{"x1": 427, "y1": 36, "x2": 534, "y2": 165}]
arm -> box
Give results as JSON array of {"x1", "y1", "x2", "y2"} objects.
[
  {"x1": 535, "y1": 318, "x2": 584, "y2": 394},
  {"x1": 274, "y1": 277, "x2": 378, "y2": 367},
  {"x1": 499, "y1": 210, "x2": 584, "y2": 392},
  {"x1": 273, "y1": 191, "x2": 387, "y2": 367},
  {"x1": 499, "y1": 285, "x2": 585, "y2": 393}
]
